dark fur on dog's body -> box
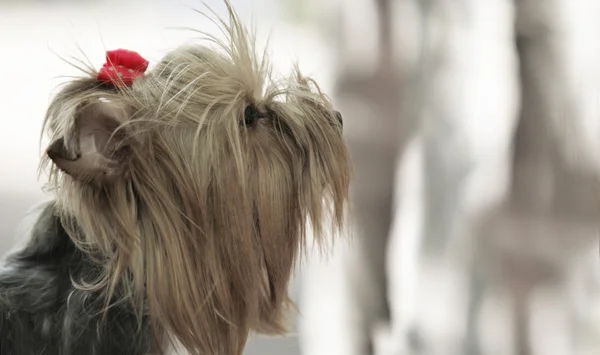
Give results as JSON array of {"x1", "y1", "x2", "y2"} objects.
[{"x1": 0, "y1": 202, "x2": 156, "y2": 355}]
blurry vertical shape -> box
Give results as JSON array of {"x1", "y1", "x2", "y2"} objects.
[
  {"x1": 522, "y1": 0, "x2": 600, "y2": 176},
  {"x1": 459, "y1": 1, "x2": 600, "y2": 355},
  {"x1": 415, "y1": 0, "x2": 520, "y2": 259},
  {"x1": 298, "y1": 0, "x2": 414, "y2": 354},
  {"x1": 376, "y1": 132, "x2": 424, "y2": 355},
  {"x1": 384, "y1": 0, "x2": 520, "y2": 354},
  {"x1": 473, "y1": 1, "x2": 600, "y2": 354}
]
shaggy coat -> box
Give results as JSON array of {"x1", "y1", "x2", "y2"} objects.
[{"x1": 0, "y1": 2, "x2": 351, "y2": 354}]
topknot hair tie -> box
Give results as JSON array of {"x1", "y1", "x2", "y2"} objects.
[{"x1": 97, "y1": 49, "x2": 149, "y2": 87}]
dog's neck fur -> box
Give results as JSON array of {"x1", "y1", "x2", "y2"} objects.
[{"x1": 0, "y1": 201, "x2": 158, "y2": 355}]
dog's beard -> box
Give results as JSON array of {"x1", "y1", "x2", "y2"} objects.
[{"x1": 134, "y1": 94, "x2": 350, "y2": 353}]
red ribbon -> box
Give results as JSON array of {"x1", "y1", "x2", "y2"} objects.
[{"x1": 97, "y1": 49, "x2": 149, "y2": 87}]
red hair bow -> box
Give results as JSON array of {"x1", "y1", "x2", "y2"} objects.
[{"x1": 97, "y1": 49, "x2": 149, "y2": 87}]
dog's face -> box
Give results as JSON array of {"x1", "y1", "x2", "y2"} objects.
[{"x1": 41, "y1": 8, "x2": 350, "y2": 355}]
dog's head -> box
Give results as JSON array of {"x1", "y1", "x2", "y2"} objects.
[{"x1": 40, "y1": 2, "x2": 350, "y2": 354}]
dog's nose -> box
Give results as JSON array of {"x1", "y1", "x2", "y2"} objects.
[{"x1": 334, "y1": 111, "x2": 343, "y2": 129}]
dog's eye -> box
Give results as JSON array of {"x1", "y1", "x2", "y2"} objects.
[{"x1": 241, "y1": 105, "x2": 259, "y2": 127}]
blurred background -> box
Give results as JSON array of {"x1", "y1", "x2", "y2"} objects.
[{"x1": 3, "y1": 0, "x2": 600, "y2": 354}]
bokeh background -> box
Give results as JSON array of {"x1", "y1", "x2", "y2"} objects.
[{"x1": 3, "y1": 1, "x2": 600, "y2": 355}]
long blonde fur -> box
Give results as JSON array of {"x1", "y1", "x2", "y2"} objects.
[{"x1": 38, "y1": 2, "x2": 351, "y2": 354}]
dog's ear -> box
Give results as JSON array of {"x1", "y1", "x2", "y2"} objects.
[{"x1": 46, "y1": 100, "x2": 133, "y2": 184}]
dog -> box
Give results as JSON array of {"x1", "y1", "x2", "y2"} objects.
[{"x1": 0, "y1": 2, "x2": 350, "y2": 354}]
